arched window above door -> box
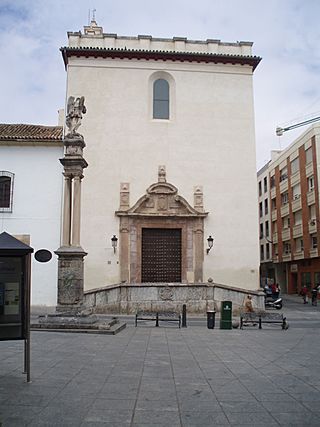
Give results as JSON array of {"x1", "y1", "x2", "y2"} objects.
[{"x1": 153, "y1": 79, "x2": 169, "y2": 119}]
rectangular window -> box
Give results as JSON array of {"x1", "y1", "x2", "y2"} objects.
[
  {"x1": 264, "y1": 199, "x2": 268, "y2": 215},
  {"x1": 258, "y1": 181, "x2": 262, "y2": 197},
  {"x1": 306, "y1": 147, "x2": 313, "y2": 164},
  {"x1": 266, "y1": 243, "x2": 270, "y2": 259},
  {"x1": 309, "y1": 205, "x2": 316, "y2": 221},
  {"x1": 265, "y1": 221, "x2": 269, "y2": 237},
  {"x1": 308, "y1": 176, "x2": 314, "y2": 192},
  {"x1": 264, "y1": 177, "x2": 268, "y2": 193},
  {"x1": 260, "y1": 244, "x2": 264, "y2": 261},
  {"x1": 0, "y1": 172, "x2": 14, "y2": 212},
  {"x1": 295, "y1": 238, "x2": 304, "y2": 252},
  {"x1": 284, "y1": 242, "x2": 291, "y2": 254},
  {"x1": 280, "y1": 167, "x2": 288, "y2": 182},
  {"x1": 274, "y1": 243, "x2": 278, "y2": 256},
  {"x1": 259, "y1": 202, "x2": 263, "y2": 218},
  {"x1": 281, "y1": 192, "x2": 289, "y2": 205},
  {"x1": 294, "y1": 210, "x2": 302, "y2": 225},
  {"x1": 272, "y1": 197, "x2": 277, "y2": 210},
  {"x1": 260, "y1": 223, "x2": 263, "y2": 239},
  {"x1": 272, "y1": 220, "x2": 277, "y2": 234},
  {"x1": 283, "y1": 216, "x2": 290, "y2": 229},
  {"x1": 270, "y1": 175, "x2": 275, "y2": 188},
  {"x1": 291, "y1": 157, "x2": 300, "y2": 174},
  {"x1": 311, "y1": 235, "x2": 318, "y2": 249},
  {"x1": 292, "y1": 183, "x2": 301, "y2": 200}
]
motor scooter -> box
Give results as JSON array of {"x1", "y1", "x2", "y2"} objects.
[{"x1": 265, "y1": 297, "x2": 282, "y2": 310}]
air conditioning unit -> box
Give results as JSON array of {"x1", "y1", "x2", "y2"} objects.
[
  {"x1": 310, "y1": 219, "x2": 316, "y2": 226},
  {"x1": 293, "y1": 194, "x2": 300, "y2": 200}
]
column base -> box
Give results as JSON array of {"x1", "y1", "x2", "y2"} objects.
[{"x1": 55, "y1": 246, "x2": 87, "y2": 310}]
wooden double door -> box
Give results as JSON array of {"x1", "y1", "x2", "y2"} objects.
[{"x1": 141, "y1": 228, "x2": 181, "y2": 282}]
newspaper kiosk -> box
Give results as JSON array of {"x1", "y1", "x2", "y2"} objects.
[{"x1": 0, "y1": 232, "x2": 33, "y2": 382}]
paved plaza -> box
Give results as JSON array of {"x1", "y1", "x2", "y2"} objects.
[{"x1": 1, "y1": 296, "x2": 320, "y2": 426}]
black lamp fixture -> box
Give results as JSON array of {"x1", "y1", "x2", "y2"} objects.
[
  {"x1": 111, "y1": 235, "x2": 118, "y2": 253},
  {"x1": 206, "y1": 235, "x2": 214, "y2": 254}
]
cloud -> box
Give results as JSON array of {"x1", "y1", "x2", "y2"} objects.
[{"x1": 1, "y1": 0, "x2": 320, "y2": 168}]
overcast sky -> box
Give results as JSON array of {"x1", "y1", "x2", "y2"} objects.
[{"x1": 1, "y1": 0, "x2": 320, "y2": 169}]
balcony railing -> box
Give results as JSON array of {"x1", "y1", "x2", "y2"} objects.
[
  {"x1": 280, "y1": 203, "x2": 289, "y2": 217},
  {"x1": 307, "y1": 190, "x2": 315, "y2": 205},
  {"x1": 282, "y1": 228, "x2": 291, "y2": 241},
  {"x1": 293, "y1": 224, "x2": 303, "y2": 238},
  {"x1": 292, "y1": 197, "x2": 302, "y2": 212}
]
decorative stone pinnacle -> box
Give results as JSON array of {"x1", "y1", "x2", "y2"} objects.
[{"x1": 158, "y1": 165, "x2": 166, "y2": 183}]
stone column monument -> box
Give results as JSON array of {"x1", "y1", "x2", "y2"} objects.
[{"x1": 55, "y1": 96, "x2": 88, "y2": 312}]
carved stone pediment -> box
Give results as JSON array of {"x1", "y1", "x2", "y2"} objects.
[{"x1": 116, "y1": 181, "x2": 207, "y2": 218}]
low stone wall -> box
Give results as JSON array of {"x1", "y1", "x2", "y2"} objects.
[{"x1": 84, "y1": 282, "x2": 265, "y2": 315}]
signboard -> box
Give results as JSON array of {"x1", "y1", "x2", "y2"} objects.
[
  {"x1": 291, "y1": 264, "x2": 298, "y2": 273},
  {"x1": 0, "y1": 257, "x2": 23, "y2": 340}
]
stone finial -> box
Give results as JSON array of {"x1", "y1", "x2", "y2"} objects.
[
  {"x1": 158, "y1": 165, "x2": 166, "y2": 183},
  {"x1": 194, "y1": 186, "x2": 204, "y2": 212},
  {"x1": 120, "y1": 183, "x2": 130, "y2": 210},
  {"x1": 65, "y1": 96, "x2": 86, "y2": 137}
]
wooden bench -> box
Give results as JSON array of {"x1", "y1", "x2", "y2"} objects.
[
  {"x1": 135, "y1": 311, "x2": 181, "y2": 328},
  {"x1": 240, "y1": 312, "x2": 288, "y2": 330}
]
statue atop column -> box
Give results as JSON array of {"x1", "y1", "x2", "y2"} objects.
[{"x1": 65, "y1": 96, "x2": 86, "y2": 138}]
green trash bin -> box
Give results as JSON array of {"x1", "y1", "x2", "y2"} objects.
[{"x1": 220, "y1": 301, "x2": 232, "y2": 329}]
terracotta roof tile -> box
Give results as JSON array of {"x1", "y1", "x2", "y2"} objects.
[{"x1": 0, "y1": 124, "x2": 63, "y2": 141}]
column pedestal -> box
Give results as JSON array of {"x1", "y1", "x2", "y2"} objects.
[{"x1": 55, "y1": 246, "x2": 87, "y2": 312}]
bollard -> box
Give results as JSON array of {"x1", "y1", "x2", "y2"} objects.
[
  {"x1": 207, "y1": 310, "x2": 216, "y2": 329},
  {"x1": 182, "y1": 304, "x2": 187, "y2": 327}
]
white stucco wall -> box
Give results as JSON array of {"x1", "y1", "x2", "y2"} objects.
[
  {"x1": 65, "y1": 35, "x2": 260, "y2": 292},
  {"x1": 0, "y1": 145, "x2": 63, "y2": 306}
]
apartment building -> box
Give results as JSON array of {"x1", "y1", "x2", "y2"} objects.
[
  {"x1": 259, "y1": 124, "x2": 320, "y2": 294},
  {"x1": 257, "y1": 161, "x2": 273, "y2": 286}
]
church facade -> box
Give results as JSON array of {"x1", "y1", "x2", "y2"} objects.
[{"x1": 60, "y1": 20, "x2": 261, "y2": 299}]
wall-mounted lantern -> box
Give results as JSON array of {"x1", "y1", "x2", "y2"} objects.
[
  {"x1": 206, "y1": 235, "x2": 214, "y2": 254},
  {"x1": 111, "y1": 235, "x2": 118, "y2": 253}
]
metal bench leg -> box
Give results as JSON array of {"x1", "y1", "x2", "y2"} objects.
[
  {"x1": 155, "y1": 313, "x2": 159, "y2": 327},
  {"x1": 135, "y1": 315, "x2": 137, "y2": 327},
  {"x1": 259, "y1": 316, "x2": 262, "y2": 329}
]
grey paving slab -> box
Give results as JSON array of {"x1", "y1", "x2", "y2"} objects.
[{"x1": 2, "y1": 296, "x2": 320, "y2": 426}]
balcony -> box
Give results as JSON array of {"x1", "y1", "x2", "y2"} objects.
[
  {"x1": 306, "y1": 162, "x2": 314, "y2": 177},
  {"x1": 281, "y1": 203, "x2": 289, "y2": 217},
  {"x1": 279, "y1": 179, "x2": 288, "y2": 194},
  {"x1": 271, "y1": 209, "x2": 277, "y2": 221},
  {"x1": 291, "y1": 171, "x2": 300, "y2": 186},
  {"x1": 293, "y1": 224, "x2": 303, "y2": 238},
  {"x1": 309, "y1": 220, "x2": 317, "y2": 234},
  {"x1": 282, "y1": 253, "x2": 292, "y2": 262},
  {"x1": 270, "y1": 187, "x2": 276, "y2": 199},
  {"x1": 282, "y1": 228, "x2": 291, "y2": 241},
  {"x1": 272, "y1": 232, "x2": 278, "y2": 244},
  {"x1": 307, "y1": 190, "x2": 315, "y2": 205},
  {"x1": 310, "y1": 248, "x2": 318, "y2": 258},
  {"x1": 293, "y1": 250, "x2": 304, "y2": 260},
  {"x1": 292, "y1": 196, "x2": 302, "y2": 212}
]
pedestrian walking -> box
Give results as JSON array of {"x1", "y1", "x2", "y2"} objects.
[
  {"x1": 274, "y1": 283, "x2": 280, "y2": 299},
  {"x1": 244, "y1": 294, "x2": 254, "y2": 312},
  {"x1": 300, "y1": 285, "x2": 308, "y2": 304}
]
